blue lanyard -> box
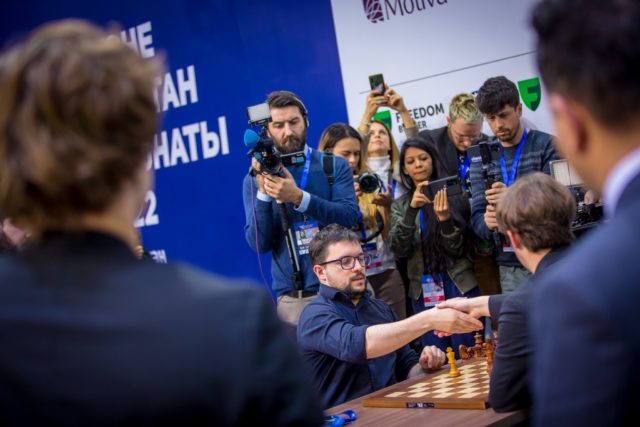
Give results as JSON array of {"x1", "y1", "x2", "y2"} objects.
[
  {"x1": 391, "y1": 180, "x2": 396, "y2": 198},
  {"x1": 499, "y1": 128, "x2": 528, "y2": 187},
  {"x1": 458, "y1": 154, "x2": 470, "y2": 181},
  {"x1": 297, "y1": 147, "x2": 312, "y2": 190},
  {"x1": 419, "y1": 209, "x2": 426, "y2": 237},
  {"x1": 323, "y1": 410, "x2": 357, "y2": 426}
]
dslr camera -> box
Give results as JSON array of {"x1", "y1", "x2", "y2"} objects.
[{"x1": 358, "y1": 171, "x2": 382, "y2": 193}]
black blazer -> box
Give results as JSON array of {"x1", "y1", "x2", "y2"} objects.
[
  {"x1": 487, "y1": 247, "x2": 566, "y2": 413},
  {"x1": 0, "y1": 231, "x2": 322, "y2": 426},
  {"x1": 531, "y1": 171, "x2": 640, "y2": 426}
]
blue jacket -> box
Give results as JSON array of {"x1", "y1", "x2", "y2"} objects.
[
  {"x1": 242, "y1": 148, "x2": 358, "y2": 295},
  {"x1": 531, "y1": 172, "x2": 640, "y2": 426}
]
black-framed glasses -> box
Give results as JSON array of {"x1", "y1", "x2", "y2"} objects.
[{"x1": 319, "y1": 254, "x2": 372, "y2": 270}]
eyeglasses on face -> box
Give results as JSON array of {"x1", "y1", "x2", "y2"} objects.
[
  {"x1": 319, "y1": 254, "x2": 372, "y2": 270},
  {"x1": 449, "y1": 126, "x2": 481, "y2": 144}
]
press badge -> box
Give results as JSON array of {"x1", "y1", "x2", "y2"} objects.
[
  {"x1": 421, "y1": 274, "x2": 445, "y2": 308},
  {"x1": 294, "y1": 220, "x2": 319, "y2": 256},
  {"x1": 361, "y1": 242, "x2": 384, "y2": 275}
]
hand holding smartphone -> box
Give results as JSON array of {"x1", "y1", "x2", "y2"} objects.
[
  {"x1": 421, "y1": 175, "x2": 463, "y2": 200},
  {"x1": 368, "y1": 73, "x2": 386, "y2": 96}
]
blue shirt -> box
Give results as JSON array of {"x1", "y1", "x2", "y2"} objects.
[
  {"x1": 297, "y1": 284, "x2": 419, "y2": 408},
  {"x1": 242, "y1": 149, "x2": 358, "y2": 296}
]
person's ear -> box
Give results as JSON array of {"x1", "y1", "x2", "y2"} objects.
[
  {"x1": 506, "y1": 230, "x2": 523, "y2": 251},
  {"x1": 446, "y1": 116, "x2": 452, "y2": 126},
  {"x1": 516, "y1": 102, "x2": 523, "y2": 117},
  {"x1": 549, "y1": 94, "x2": 588, "y2": 158},
  {"x1": 313, "y1": 264, "x2": 328, "y2": 284}
]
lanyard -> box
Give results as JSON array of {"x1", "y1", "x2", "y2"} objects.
[
  {"x1": 297, "y1": 147, "x2": 312, "y2": 190},
  {"x1": 499, "y1": 128, "x2": 527, "y2": 187},
  {"x1": 458, "y1": 154, "x2": 470, "y2": 181}
]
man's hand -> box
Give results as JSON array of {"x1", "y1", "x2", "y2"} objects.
[
  {"x1": 422, "y1": 307, "x2": 483, "y2": 334},
  {"x1": 484, "y1": 204, "x2": 498, "y2": 231},
  {"x1": 410, "y1": 181, "x2": 430, "y2": 209},
  {"x1": 485, "y1": 181, "x2": 507, "y2": 205},
  {"x1": 433, "y1": 188, "x2": 450, "y2": 222},
  {"x1": 372, "y1": 186, "x2": 392, "y2": 206},
  {"x1": 251, "y1": 157, "x2": 266, "y2": 193},
  {"x1": 263, "y1": 167, "x2": 303, "y2": 205},
  {"x1": 436, "y1": 296, "x2": 491, "y2": 318},
  {"x1": 384, "y1": 87, "x2": 407, "y2": 113},
  {"x1": 419, "y1": 346, "x2": 446, "y2": 371}
]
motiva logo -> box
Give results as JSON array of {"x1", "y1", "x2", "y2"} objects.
[
  {"x1": 518, "y1": 77, "x2": 542, "y2": 111},
  {"x1": 363, "y1": 0, "x2": 448, "y2": 23}
]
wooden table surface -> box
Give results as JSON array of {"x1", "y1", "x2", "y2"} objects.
[{"x1": 325, "y1": 369, "x2": 526, "y2": 427}]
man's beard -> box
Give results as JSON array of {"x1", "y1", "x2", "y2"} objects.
[
  {"x1": 276, "y1": 129, "x2": 307, "y2": 154},
  {"x1": 344, "y1": 273, "x2": 366, "y2": 300}
]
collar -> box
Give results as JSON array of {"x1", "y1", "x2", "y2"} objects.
[
  {"x1": 536, "y1": 245, "x2": 569, "y2": 274},
  {"x1": 602, "y1": 146, "x2": 640, "y2": 218},
  {"x1": 318, "y1": 283, "x2": 371, "y2": 304}
]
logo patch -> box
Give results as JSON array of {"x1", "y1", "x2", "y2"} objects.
[{"x1": 518, "y1": 77, "x2": 542, "y2": 111}]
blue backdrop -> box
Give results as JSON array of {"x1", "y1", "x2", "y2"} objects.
[{"x1": 0, "y1": 0, "x2": 349, "y2": 285}]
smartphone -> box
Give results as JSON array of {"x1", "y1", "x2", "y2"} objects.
[
  {"x1": 368, "y1": 73, "x2": 385, "y2": 95},
  {"x1": 422, "y1": 175, "x2": 463, "y2": 200}
]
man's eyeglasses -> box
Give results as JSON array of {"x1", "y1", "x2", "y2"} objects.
[
  {"x1": 319, "y1": 254, "x2": 372, "y2": 270},
  {"x1": 449, "y1": 126, "x2": 481, "y2": 144}
]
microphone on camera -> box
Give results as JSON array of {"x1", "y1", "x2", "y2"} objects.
[{"x1": 244, "y1": 129, "x2": 261, "y2": 149}]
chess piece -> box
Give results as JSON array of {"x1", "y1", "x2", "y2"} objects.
[
  {"x1": 474, "y1": 333, "x2": 483, "y2": 358},
  {"x1": 446, "y1": 347, "x2": 460, "y2": 378},
  {"x1": 485, "y1": 342, "x2": 494, "y2": 375},
  {"x1": 459, "y1": 345, "x2": 469, "y2": 360}
]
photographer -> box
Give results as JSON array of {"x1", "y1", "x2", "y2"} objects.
[
  {"x1": 319, "y1": 123, "x2": 406, "y2": 319},
  {"x1": 469, "y1": 76, "x2": 558, "y2": 293},
  {"x1": 389, "y1": 137, "x2": 481, "y2": 354},
  {"x1": 242, "y1": 91, "x2": 358, "y2": 325}
]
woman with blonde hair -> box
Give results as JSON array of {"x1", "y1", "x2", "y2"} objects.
[{"x1": 319, "y1": 123, "x2": 406, "y2": 319}]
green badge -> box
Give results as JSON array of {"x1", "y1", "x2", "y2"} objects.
[
  {"x1": 373, "y1": 110, "x2": 392, "y2": 129},
  {"x1": 518, "y1": 77, "x2": 542, "y2": 111}
]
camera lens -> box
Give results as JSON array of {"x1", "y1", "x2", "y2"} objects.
[{"x1": 358, "y1": 172, "x2": 380, "y2": 193}]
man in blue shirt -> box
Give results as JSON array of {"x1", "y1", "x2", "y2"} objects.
[
  {"x1": 242, "y1": 91, "x2": 358, "y2": 324},
  {"x1": 297, "y1": 224, "x2": 483, "y2": 408}
]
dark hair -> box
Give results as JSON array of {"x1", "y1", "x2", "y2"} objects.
[
  {"x1": 318, "y1": 123, "x2": 365, "y2": 174},
  {"x1": 266, "y1": 90, "x2": 308, "y2": 119},
  {"x1": 496, "y1": 172, "x2": 575, "y2": 251},
  {"x1": 532, "y1": 0, "x2": 640, "y2": 127},
  {"x1": 399, "y1": 137, "x2": 471, "y2": 276},
  {"x1": 0, "y1": 20, "x2": 160, "y2": 235},
  {"x1": 476, "y1": 76, "x2": 520, "y2": 115},
  {"x1": 309, "y1": 224, "x2": 360, "y2": 266}
]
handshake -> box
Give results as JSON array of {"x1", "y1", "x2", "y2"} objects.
[{"x1": 428, "y1": 296, "x2": 491, "y2": 338}]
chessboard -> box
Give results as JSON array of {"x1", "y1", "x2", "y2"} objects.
[{"x1": 362, "y1": 359, "x2": 491, "y2": 410}]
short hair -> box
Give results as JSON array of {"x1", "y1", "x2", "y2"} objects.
[
  {"x1": 449, "y1": 93, "x2": 482, "y2": 123},
  {"x1": 309, "y1": 224, "x2": 360, "y2": 266},
  {"x1": 532, "y1": 0, "x2": 640, "y2": 128},
  {"x1": 318, "y1": 123, "x2": 366, "y2": 175},
  {"x1": 266, "y1": 90, "x2": 308, "y2": 119},
  {"x1": 496, "y1": 172, "x2": 575, "y2": 252},
  {"x1": 0, "y1": 20, "x2": 160, "y2": 234},
  {"x1": 476, "y1": 76, "x2": 520, "y2": 115}
]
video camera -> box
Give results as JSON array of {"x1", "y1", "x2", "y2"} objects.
[
  {"x1": 468, "y1": 140, "x2": 502, "y2": 193},
  {"x1": 245, "y1": 103, "x2": 282, "y2": 175},
  {"x1": 245, "y1": 102, "x2": 307, "y2": 176},
  {"x1": 549, "y1": 160, "x2": 603, "y2": 232}
]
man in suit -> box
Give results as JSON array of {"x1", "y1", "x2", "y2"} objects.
[
  {"x1": 529, "y1": 1, "x2": 640, "y2": 425},
  {"x1": 438, "y1": 172, "x2": 575, "y2": 413},
  {"x1": 0, "y1": 20, "x2": 322, "y2": 426}
]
